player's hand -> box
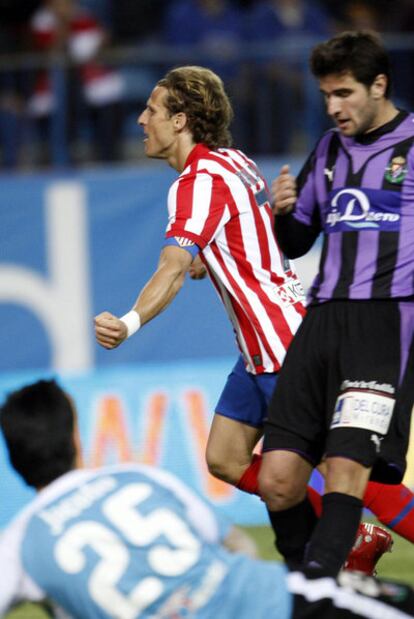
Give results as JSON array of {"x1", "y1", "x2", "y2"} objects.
[
  {"x1": 188, "y1": 255, "x2": 207, "y2": 280},
  {"x1": 271, "y1": 164, "x2": 296, "y2": 215},
  {"x1": 94, "y1": 311, "x2": 128, "y2": 349}
]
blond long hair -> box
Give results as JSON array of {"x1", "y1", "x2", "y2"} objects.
[{"x1": 158, "y1": 66, "x2": 233, "y2": 149}]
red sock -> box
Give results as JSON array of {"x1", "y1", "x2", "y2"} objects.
[
  {"x1": 364, "y1": 481, "x2": 414, "y2": 542},
  {"x1": 238, "y1": 458, "x2": 414, "y2": 542},
  {"x1": 237, "y1": 454, "x2": 324, "y2": 518},
  {"x1": 236, "y1": 453, "x2": 262, "y2": 494},
  {"x1": 307, "y1": 485, "x2": 322, "y2": 517}
]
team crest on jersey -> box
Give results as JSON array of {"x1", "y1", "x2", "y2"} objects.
[{"x1": 384, "y1": 156, "x2": 408, "y2": 184}]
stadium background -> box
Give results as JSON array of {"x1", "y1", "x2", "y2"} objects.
[{"x1": 1, "y1": 0, "x2": 414, "y2": 583}]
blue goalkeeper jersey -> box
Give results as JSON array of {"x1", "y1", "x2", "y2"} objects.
[{"x1": 0, "y1": 464, "x2": 292, "y2": 619}]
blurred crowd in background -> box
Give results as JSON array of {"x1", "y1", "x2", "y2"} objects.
[{"x1": 1, "y1": 0, "x2": 414, "y2": 169}]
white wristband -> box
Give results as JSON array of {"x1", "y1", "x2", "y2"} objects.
[{"x1": 120, "y1": 310, "x2": 141, "y2": 337}]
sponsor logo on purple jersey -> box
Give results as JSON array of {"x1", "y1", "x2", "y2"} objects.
[{"x1": 325, "y1": 187, "x2": 401, "y2": 232}]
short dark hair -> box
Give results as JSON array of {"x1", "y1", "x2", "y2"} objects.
[
  {"x1": 310, "y1": 31, "x2": 392, "y2": 98},
  {"x1": 0, "y1": 379, "x2": 76, "y2": 488},
  {"x1": 157, "y1": 65, "x2": 233, "y2": 149}
]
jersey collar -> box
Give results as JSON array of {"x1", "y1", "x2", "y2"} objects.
[
  {"x1": 354, "y1": 109, "x2": 409, "y2": 144},
  {"x1": 184, "y1": 143, "x2": 212, "y2": 168}
]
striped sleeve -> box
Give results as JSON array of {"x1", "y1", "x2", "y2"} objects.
[
  {"x1": 166, "y1": 172, "x2": 231, "y2": 249},
  {"x1": 293, "y1": 133, "x2": 336, "y2": 228}
]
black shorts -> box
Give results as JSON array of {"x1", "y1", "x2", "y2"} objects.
[
  {"x1": 289, "y1": 570, "x2": 414, "y2": 618},
  {"x1": 263, "y1": 300, "x2": 414, "y2": 483}
]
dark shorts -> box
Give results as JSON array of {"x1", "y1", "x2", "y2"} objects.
[
  {"x1": 289, "y1": 570, "x2": 414, "y2": 618},
  {"x1": 215, "y1": 355, "x2": 278, "y2": 428},
  {"x1": 263, "y1": 300, "x2": 414, "y2": 483}
]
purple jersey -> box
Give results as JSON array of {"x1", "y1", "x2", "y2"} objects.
[{"x1": 277, "y1": 111, "x2": 414, "y2": 303}]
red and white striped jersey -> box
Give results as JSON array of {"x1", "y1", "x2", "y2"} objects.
[{"x1": 165, "y1": 144, "x2": 306, "y2": 374}]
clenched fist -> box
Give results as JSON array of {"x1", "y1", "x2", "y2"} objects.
[
  {"x1": 188, "y1": 255, "x2": 207, "y2": 280},
  {"x1": 94, "y1": 311, "x2": 128, "y2": 349},
  {"x1": 271, "y1": 164, "x2": 296, "y2": 216}
]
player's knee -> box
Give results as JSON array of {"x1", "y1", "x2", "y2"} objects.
[
  {"x1": 206, "y1": 451, "x2": 239, "y2": 485},
  {"x1": 258, "y1": 463, "x2": 303, "y2": 510},
  {"x1": 257, "y1": 471, "x2": 291, "y2": 509},
  {"x1": 324, "y1": 456, "x2": 370, "y2": 498}
]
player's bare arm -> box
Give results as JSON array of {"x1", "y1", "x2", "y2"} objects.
[
  {"x1": 95, "y1": 245, "x2": 192, "y2": 349},
  {"x1": 271, "y1": 164, "x2": 297, "y2": 216},
  {"x1": 222, "y1": 526, "x2": 258, "y2": 559}
]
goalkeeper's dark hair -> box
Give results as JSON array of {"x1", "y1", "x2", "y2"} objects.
[
  {"x1": 158, "y1": 65, "x2": 233, "y2": 149},
  {"x1": 0, "y1": 379, "x2": 76, "y2": 488},
  {"x1": 310, "y1": 30, "x2": 392, "y2": 98}
]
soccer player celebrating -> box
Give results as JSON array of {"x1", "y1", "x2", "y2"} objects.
[
  {"x1": 259, "y1": 31, "x2": 414, "y2": 577},
  {"x1": 94, "y1": 65, "x2": 306, "y2": 493}
]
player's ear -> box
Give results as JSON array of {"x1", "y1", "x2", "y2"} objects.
[
  {"x1": 371, "y1": 74, "x2": 387, "y2": 99},
  {"x1": 173, "y1": 112, "x2": 188, "y2": 131}
]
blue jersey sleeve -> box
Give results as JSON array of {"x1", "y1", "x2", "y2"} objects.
[{"x1": 163, "y1": 236, "x2": 200, "y2": 259}]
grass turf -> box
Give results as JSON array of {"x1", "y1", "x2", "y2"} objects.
[{"x1": 245, "y1": 523, "x2": 414, "y2": 585}]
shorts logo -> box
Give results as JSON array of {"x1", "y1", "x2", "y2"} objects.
[
  {"x1": 340, "y1": 379, "x2": 395, "y2": 395},
  {"x1": 370, "y1": 433, "x2": 383, "y2": 454},
  {"x1": 384, "y1": 156, "x2": 408, "y2": 184},
  {"x1": 331, "y1": 388, "x2": 395, "y2": 435}
]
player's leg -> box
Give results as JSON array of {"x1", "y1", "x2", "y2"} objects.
[
  {"x1": 237, "y1": 451, "x2": 323, "y2": 507},
  {"x1": 305, "y1": 466, "x2": 397, "y2": 575},
  {"x1": 363, "y1": 315, "x2": 414, "y2": 542},
  {"x1": 303, "y1": 456, "x2": 368, "y2": 576},
  {"x1": 207, "y1": 356, "x2": 325, "y2": 507},
  {"x1": 363, "y1": 481, "x2": 414, "y2": 542},
  {"x1": 311, "y1": 459, "x2": 414, "y2": 546},
  {"x1": 260, "y1": 457, "x2": 365, "y2": 576},
  {"x1": 235, "y1": 365, "x2": 285, "y2": 493},
  {"x1": 317, "y1": 460, "x2": 414, "y2": 543},
  {"x1": 302, "y1": 408, "x2": 401, "y2": 576},
  {"x1": 206, "y1": 413, "x2": 262, "y2": 486},
  {"x1": 205, "y1": 356, "x2": 265, "y2": 487},
  {"x1": 259, "y1": 449, "x2": 317, "y2": 569},
  {"x1": 303, "y1": 300, "x2": 414, "y2": 577},
  {"x1": 260, "y1": 308, "x2": 326, "y2": 569}
]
